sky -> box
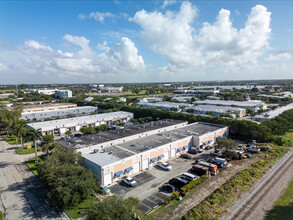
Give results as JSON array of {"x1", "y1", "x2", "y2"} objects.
[{"x1": 0, "y1": 0, "x2": 293, "y2": 84}]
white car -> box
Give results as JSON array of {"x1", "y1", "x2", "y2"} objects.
[
  {"x1": 157, "y1": 162, "x2": 172, "y2": 171},
  {"x1": 100, "y1": 185, "x2": 111, "y2": 194},
  {"x1": 122, "y1": 176, "x2": 137, "y2": 187}
]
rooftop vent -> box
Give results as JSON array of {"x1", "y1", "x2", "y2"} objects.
[{"x1": 108, "y1": 151, "x2": 113, "y2": 154}]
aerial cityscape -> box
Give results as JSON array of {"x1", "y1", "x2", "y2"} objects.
[{"x1": 0, "y1": 1, "x2": 293, "y2": 220}]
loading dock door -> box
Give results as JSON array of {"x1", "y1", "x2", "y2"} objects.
[
  {"x1": 142, "y1": 159, "x2": 149, "y2": 170},
  {"x1": 104, "y1": 173, "x2": 112, "y2": 186},
  {"x1": 171, "y1": 149, "x2": 176, "y2": 158},
  {"x1": 133, "y1": 162, "x2": 140, "y2": 173},
  {"x1": 164, "y1": 151, "x2": 169, "y2": 161}
]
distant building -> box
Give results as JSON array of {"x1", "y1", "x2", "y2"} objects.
[
  {"x1": 193, "y1": 100, "x2": 267, "y2": 112},
  {"x1": 136, "y1": 101, "x2": 192, "y2": 112},
  {"x1": 184, "y1": 105, "x2": 246, "y2": 118},
  {"x1": 174, "y1": 90, "x2": 219, "y2": 94},
  {"x1": 253, "y1": 103, "x2": 293, "y2": 122},
  {"x1": 0, "y1": 93, "x2": 14, "y2": 99},
  {"x1": 22, "y1": 103, "x2": 77, "y2": 112},
  {"x1": 21, "y1": 106, "x2": 98, "y2": 121},
  {"x1": 27, "y1": 111, "x2": 133, "y2": 136},
  {"x1": 140, "y1": 97, "x2": 163, "y2": 103},
  {"x1": 100, "y1": 86, "x2": 123, "y2": 93},
  {"x1": 84, "y1": 97, "x2": 94, "y2": 102},
  {"x1": 171, "y1": 96, "x2": 194, "y2": 103},
  {"x1": 55, "y1": 90, "x2": 72, "y2": 99},
  {"x1": 117, "y1": 97, "x2": 126, "y2": 102}
]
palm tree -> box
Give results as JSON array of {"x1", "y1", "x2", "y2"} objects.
[
  {"x1": 14, "y1": 120, "x2": 27, "y2": 151},
  {"x1": 27, "y1": 129, "x2": 42, "y2": 163}
]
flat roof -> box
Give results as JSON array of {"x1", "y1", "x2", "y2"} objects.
[
  {"x1": 27, "y1": 111, "x2": 133, "y2": 130},
  {"x1": 187, "y1": 105, "x2": 245, "y2": 112},
  {"x1": 82, "y1": 122, "x2": 227, "y2": 166},
  {"x1": 21, "y1": 106, "x2": 97, "y2": 116},
  {"x1": 58, "y1": 119, "x2": 185, "y2": 149},
  {"x1": 23, "y1": 103, "x2": 76, "y2": 110},
  {"x1": 137, "y1": 101, "x2": 192, "y2": 108},
  {"x1": 193, "y1": 100, "x2": 265, "y2": 107}
]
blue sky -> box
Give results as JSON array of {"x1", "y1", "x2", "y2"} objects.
[{"x1": 0, "y1": 0, "x2": 293, "y2": 84}]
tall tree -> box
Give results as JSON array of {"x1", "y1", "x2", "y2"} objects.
[
  {"x1": 14, "y1": 120, "x2": 27, "y2": 151},
  {"x1": 26, "y1": 129, "x2": 42, "y2": 162}
]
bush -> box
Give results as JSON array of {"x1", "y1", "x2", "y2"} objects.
[{"x1": 171, "y1": 191, "x2": 180, "y2": 200}]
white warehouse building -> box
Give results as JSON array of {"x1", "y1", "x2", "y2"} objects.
[
  {"x1": 58, "y1": 120, "x2": 229, "y2": 186},
  {"x1": 27, "y1": 111, "x2": 133, "y2": 136},
  {"x1": 21, "y1": 106, "x2": 98, "y2": 121}
]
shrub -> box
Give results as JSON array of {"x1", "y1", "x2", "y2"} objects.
[{"x1": 171, "y1": 191, "x2": 180, "y2": 200}]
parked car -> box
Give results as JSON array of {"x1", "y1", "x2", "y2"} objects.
[
  {"x1": 205, "y1": 146, "x2": 213, "y2": 150},
  {"x1": 246, "y1": 148, "x2": 260, "y2": 154},
  {"x1": 181, "y1": 154, "x2": 192, "y2": 159},
  {"x1": 157, "y1": 162, "x2": 172, "y2": 171},
  {"x1": 207, "y1": 158, "x2": 224, "y2": 168},
  {"x1": 169, "y1": 177, "x2": 189, "y2": 188},
  {"x1": 197, "y1": 148, "x2": 203, "y2": 153},
  {"x1": 179, "y1": 172, "x2": 199, "y2": 182},
  {"x1": 210, "y1": 149, "x2": 222, "y2": 157},
  {"x1": 100, "y1": 185, "x2": 111, "y2": 194},
  {"x1": 195, "y1": 158, "x2": 205, "y2": 164},
  {"x1": 161, "y1": 184, "x2": 175, "y2": 193},
  {"x1": 245, "y1": 153, "x2": 251, "y2": 158},
  {"x1": 122, "y1": 176, "x2": 137, "y2": 187},
  {"x1": 215, "y1": 157, "x2": 227, "y2": 165},
  {"x1": 190, "y1": 165, "x2": 210, "y2": 176},
  {"x1": 188, "y1": 149, "x2": 198, "y2": 154},
  {"x1": 260, "y1": 147, "x2": 269, "y2": 152}
]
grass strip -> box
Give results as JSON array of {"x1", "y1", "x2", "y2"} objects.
[{"x1": 265, "y1": 178, "x2": 293, "y2": 220}]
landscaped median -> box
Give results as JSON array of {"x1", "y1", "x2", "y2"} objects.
[
  {"x1": 16, "y1": 145, "x2": 41, "y2": 155},
  {"x1": 183, "y1": 145, "x2": 289, "y2": 220}
]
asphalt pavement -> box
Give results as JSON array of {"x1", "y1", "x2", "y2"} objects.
[{"x1": 0, "y1": 138, "x2": 66, "y2": 220}]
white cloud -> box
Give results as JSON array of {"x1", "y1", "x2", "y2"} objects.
[
  {"x1": 89, "y1": 12, "x2": 115, "y2": 23},
  {"x1": 131, "y1": 2, "x2": 271, "y2": 71},
  {"x1": 265, "y1": 51, "x2": 293, "y2": 61},
  {"x1": 78, "y1": 14, "x2": 86, "y2": 20},
  {"x1": 161, "y1": 0, "x2": 176, "y2": 9},
  {"x1": 0, "y1": 35, "x2": 145, "y2": 83}
]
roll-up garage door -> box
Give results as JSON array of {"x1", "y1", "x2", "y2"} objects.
[
  {"x1": 142, "y1": 159, "x2": 149, "y2": 170},
  {"x1": 133, "y1": 162, "x2": 140, "y2": 173},
  {"x1": 60, "y1": 128, "x2": 67, "y2": 134},
  {"x1": 171, "y1": 148, "x2": 176, "y2": 158},
  {"x1": 164, "y1": 151, "x2": 169, "y2": 160},
  {"x1": 104, "y1": 173, "x2": 112, "y2": 186}
]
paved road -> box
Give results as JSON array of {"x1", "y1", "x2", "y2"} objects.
[{"x1": 0, "y1": 139, "x2": 66, "y2": 220}]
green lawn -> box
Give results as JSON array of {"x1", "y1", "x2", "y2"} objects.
[
  {"x1": 16, "y1": 147, "x2": 40, "y2": 155},
  {"x1": 25, "y1": 155, "x2": 45, "y2": 176},
  {"x1": 0, "y1": 211, "x2": 3, "y2": 220},
  {"x1": 65, "y1": 197, "x2": 97, "y2": 219},
  {"x1": 4, "y1": 135, "x2": 21, "y2": 145},
  {"x1": 266, "y1": 178, "x2": 293, "y2": 220}
]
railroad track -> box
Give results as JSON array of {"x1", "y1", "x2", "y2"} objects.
[{"x1": 227, "y1": 150, "x2": 293, "y2": 220}]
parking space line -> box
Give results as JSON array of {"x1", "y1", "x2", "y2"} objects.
[
  {"x1": 152, "y1": 194, "x2": 165, "y2": 201},
  {"x1": 145, "y1": 198, "x2": 158, "y2": 205},
  {"x1": 139, "y1": 202, "x2": 152, "y2": 210}
]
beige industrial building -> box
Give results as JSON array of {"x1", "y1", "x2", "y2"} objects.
[
  {"x1": 58, "y1": 120, "x2": 228, "y2": 186},
  {"x1": 22, "y1": 103, "x2": 77, "y2": 112}
]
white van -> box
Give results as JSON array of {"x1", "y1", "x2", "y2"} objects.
[{"x1": 180, "y1": 172, "x2": 199, "y2": 181}]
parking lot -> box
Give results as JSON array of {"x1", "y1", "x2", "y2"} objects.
[{"x1": 109, "y1": 148, "x2": 214, "y2": 214}]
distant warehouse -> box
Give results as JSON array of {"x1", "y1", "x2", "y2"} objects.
[
  {"x1": 193, "y1": 100, "x2": 267, "y2": 112},
  {"x1": 136, "y1": 101, "x2": 192, "y2": 112},
  {"x1": 27, "y1": 111, "x2": 133, "y2": 136},
  {"x1": 21, "y1": 106, "x2": 98, "y2": 121},
  {"x1": 58, "y1": 120, "x2": 228, "y2": 186},
  {"x1": 184, "y1": 105, "x2": 246, "y2": 118},
  {"x1": 22, "y1": 103, "x2": 77, "y2": 112}
]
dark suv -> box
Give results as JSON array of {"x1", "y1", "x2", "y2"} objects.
[{"x1": 169, "y1": 177, "x2": 189, "y2": 188}]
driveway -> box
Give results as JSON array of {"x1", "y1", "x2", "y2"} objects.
[
  {"x1": 0, "y1": 138, "x2": 67, "y2": 220},
  {"x1": 109, "y1": 149, "x2": 214, "y2": 201}
]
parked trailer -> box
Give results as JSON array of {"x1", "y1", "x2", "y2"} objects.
[
  {"x1": 191, "y1": 165, "x2": 210, "y2": 176},
  {"x1": 198, "y1": 161, "x2": 218, "y2": 175}
]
